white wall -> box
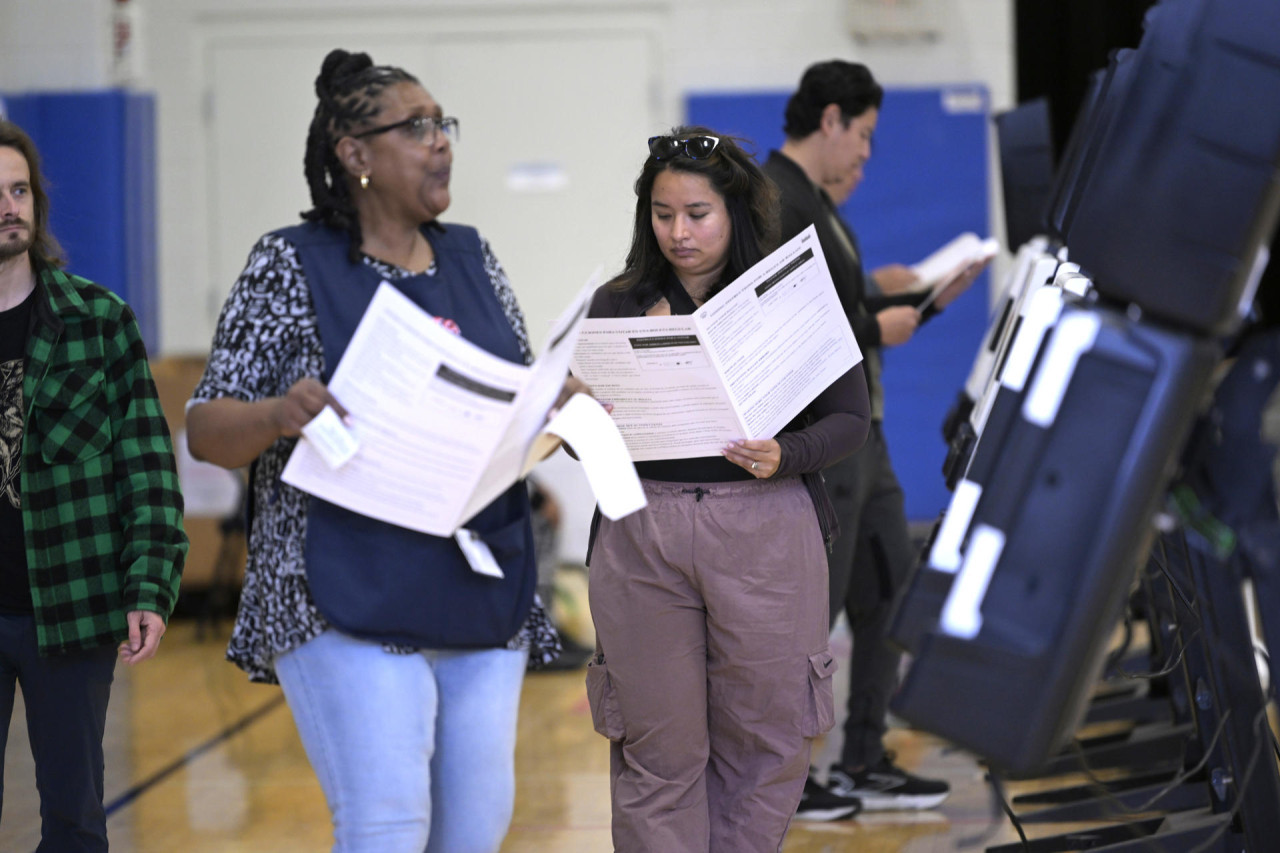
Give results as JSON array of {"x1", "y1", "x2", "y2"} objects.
[
  {"x1": 667, "y1": 0, "x2": 1011, "y2": 102},
  {"x1": 2, "y1": 0, "x2": 1013, "y2": 351},
  {"x1": 143, "y1": 1, "x2": 670, "y2": 362},
  {"x1": 131, "y1": 0, "x2": 1012, "y2": 359},
  {"x1": 4, "y1": 0, "x2": 1013, "y2": 563},
  {"x1": 0, "y1": 0, "x2": 114, "y2": 90}
]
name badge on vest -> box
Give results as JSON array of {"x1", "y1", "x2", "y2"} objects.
[{"x1": 455, "y1": 529, "x2": 505, "y2": 578}]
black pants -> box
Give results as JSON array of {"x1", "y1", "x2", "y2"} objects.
[
  {"x1": 824, "y1": 423, "x2": 918, "y2": 770},
  {"x1": 0, "y1": 612, "x2": 116, "y2": 852}
]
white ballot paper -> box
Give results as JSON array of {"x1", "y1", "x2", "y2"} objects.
[
  {"x1": 909, "y1": 232, "x2": 1000, "y2": 306},
  {"x1": 570, "y1": 224, "x2": 863, "y2": 461},
  {"x1": 282, "y1": 275, "x2": 643, "y2": 536}
]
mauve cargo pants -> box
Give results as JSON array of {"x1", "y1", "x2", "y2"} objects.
[{"x1": 586, "y1": 477, "x2": 836, "y2": 853}]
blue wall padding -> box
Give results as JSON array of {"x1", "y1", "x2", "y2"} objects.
[
  {"x1": 1, "y1": 90, "x2": 158, "y2": 353},
  {"x1": 687, "y1": 87, "x2": 990, "y2": 520}
]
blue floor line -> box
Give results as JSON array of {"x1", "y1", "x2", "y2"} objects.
[{"x1": 104, "y1": 693, "x2": 287, "y2": 816}]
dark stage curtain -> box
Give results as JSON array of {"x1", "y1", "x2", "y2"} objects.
[{"x1": 1015, "y1": 0, "x2": 1157, "y2": 157}]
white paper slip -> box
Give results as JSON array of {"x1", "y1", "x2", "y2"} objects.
[
  {"x1": 300, "y1": 406, "x2": 359, "y2": 470},
  {"x1": 454, "y1": 529, "x2": 504, "y2": 578},
  {"x1": 543, "y1": 393, "x2": 646, "y2": 521}
]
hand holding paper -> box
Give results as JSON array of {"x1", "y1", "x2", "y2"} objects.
[
  {"x1": 282, "y1": 275, "x2": 643, "y2": 536},
  {"x1": 910, "y1": 233, "x2": 1000, "y2": 289},
  {"x1": 570, "y1": 225, "x2": 862, "y2": 461},
  {"x1": 871, "y1": 264, "x2": 921, "y2": 295},
  {"x1": 299, "y1": 406, "x2": 359, "y2": 470},
  {"x1": 275, "y1": 376, "x2": 350, "y2": 438},
  {"x1": 909, "y1": 232, "x2": 999, "y2": 311}
]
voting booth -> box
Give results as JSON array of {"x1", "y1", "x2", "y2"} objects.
[
  {"x1": 889, "y1": 0, "x2": 1280, "y2": 847},
  {"x1": 893, "y1": 302, "x2": 1219, "y2": 770}
]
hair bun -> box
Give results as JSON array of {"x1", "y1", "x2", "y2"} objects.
[{"x1": 315, "y1": 49, "x2": 374, "y2": 100}]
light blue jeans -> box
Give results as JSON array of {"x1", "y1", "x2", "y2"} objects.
[{"x1": 274, "y1": 629, "x2": 527, "y2": 853}]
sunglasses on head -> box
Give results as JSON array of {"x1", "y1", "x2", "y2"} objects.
[{"x1": 648, "y1": 135, "x2": 721, "y2": 160}]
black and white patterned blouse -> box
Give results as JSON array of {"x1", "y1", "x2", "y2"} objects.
[{"x1": 192, "y1": 230, "x2": 558, "y2": 683}]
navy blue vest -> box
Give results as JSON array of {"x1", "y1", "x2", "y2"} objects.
[{"x1": 277, "y1": 221, "x2": 535, "y2": 649}]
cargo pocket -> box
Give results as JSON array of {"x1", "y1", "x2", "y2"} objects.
[
  {"x1": 802, "y1": 649, "x2": 837, "y2": 737},
  {"x1": 585, "y1": 657, "x2": 625, "y2": 741}
]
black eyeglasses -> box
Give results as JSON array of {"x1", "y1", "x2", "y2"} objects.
[
  {"x1": 353, "y1": 115, "x2": 459, "y2": 145},
  {"x1": 648, "y1": 135, "x2": 721, "y2": 160}
]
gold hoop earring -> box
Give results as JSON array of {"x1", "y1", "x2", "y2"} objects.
[{"x1": 359, "y1": 173, "x2": 370, "y2": 190}]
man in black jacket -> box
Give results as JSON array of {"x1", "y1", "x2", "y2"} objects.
[{"x1": 764, "y1": 60, "x2": 980, "y2": 818}]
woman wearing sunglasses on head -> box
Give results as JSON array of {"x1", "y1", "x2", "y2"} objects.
[
  {"x1": 583, "y1": 126, "x2": 871, "y2": 851},
  {"x1": 185, "y1": 49, "x2": 584, "y2": 852}
]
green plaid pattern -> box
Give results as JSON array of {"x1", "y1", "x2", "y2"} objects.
[{"x1": 21, "y1": 265, "x2": 186, "y2": 656}]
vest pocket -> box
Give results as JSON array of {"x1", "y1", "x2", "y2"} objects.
[
  {"x1": 802, "y1": 649, "x2": 837, "y2": 737},
  {"x1": 475, "y1": 514, "x2": 530, "y2": 573},
  {"x1": 585, "y1": 656, "x2": 625, "y2": 741},
  {"x1": 34, "y1": 368, "x2": 112, "y2": 464}
]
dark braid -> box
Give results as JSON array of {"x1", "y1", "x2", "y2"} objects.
[{"x1": 300, "y1": 49, "x2": 419, "y2": 262}]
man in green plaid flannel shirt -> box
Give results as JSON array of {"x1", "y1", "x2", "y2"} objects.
[{"x1": 0, "y1": 119, "x2": 185, "y2": 849}]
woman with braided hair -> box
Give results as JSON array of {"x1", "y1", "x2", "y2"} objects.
[{"x1": 187, "y1": 48, "x2": 581, "y2": 852}]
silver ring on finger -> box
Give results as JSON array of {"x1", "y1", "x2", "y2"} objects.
[{"x1": 751, "y1": 461, "x2": 759, "y2": 471}]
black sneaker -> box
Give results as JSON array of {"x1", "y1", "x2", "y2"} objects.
[
  {"x1": 826, "y1": 754, "x2": 950, "y2": 811},
  {"x1": 794, "y1": 773, "x2": 862, "y2": 821}
]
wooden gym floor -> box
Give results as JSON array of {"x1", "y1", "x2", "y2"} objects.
[{"x1": 0, "y1": 614, "x2": 1118, "y2": 852}]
